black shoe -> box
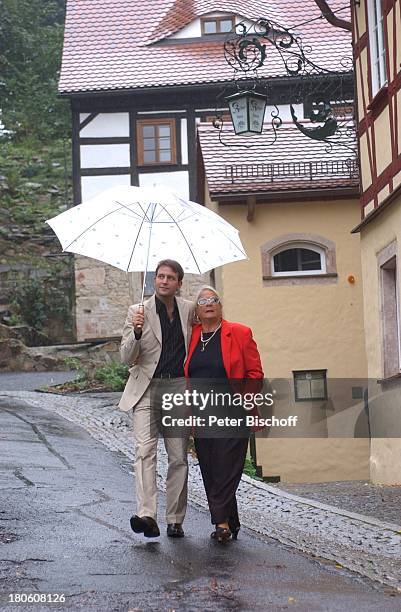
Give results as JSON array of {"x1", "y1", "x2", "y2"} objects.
[
  {"x1": 211, "y1": 526, "x2": 232, "y2": 543},
  {"x1": 130, "y1": 515, "x2": 160, "y2": 538},
  {"x1": 167, "y1": 523, "x2": 184, "y2": 538},
  {"x1": 228, "y1": 521, "x2": 240, "y2": 540}
]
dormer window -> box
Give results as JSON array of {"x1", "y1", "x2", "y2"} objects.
[{"x1": 201, "y1": 15, "x2": 235, "y2": 35}]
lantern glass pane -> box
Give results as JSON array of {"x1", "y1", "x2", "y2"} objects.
[
  {"x1": 248, "y1": 96, "x2": 266, "y2": 133},
  {"x1": 228, "y1": 96, "x2": 248, "y2": 134}
]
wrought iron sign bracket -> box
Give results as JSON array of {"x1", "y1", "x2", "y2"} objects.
[{"x1": 214, "y1": 17, "x2": 356, "y2": 153}]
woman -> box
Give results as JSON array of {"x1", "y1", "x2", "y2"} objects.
[{"x1": 184, "y1": 286, "x2": 264, "y2": 542}]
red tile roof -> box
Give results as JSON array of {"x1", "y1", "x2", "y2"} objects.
[
  {"x1": 59, "y1": 0, "x2": 352, "y2": 94},
  {"x1": 197, "y1": 122, "x2": 359, "y2": 196}
]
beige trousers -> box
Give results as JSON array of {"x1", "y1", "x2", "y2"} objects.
[{"x1": 132, "y1": 380, "x2": 189, "y2": 523}]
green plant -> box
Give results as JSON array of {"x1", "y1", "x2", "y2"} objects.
[
  {"x1": 94, "y1": 361, "x2": 129, "y2": 391},
  {"x1": 11, "y1": 278, "x2": 47, "y2": 329},
  {"x1": 5, "y1": 312, "x2": 23, "y2": 326},
  {"x1": 243, "y1": 456, "x2": 262, "y2": 480},
  {"x1": 8, "y1": 264, "x2": 74, "y2": 335},
  {"x1": 63, "y1": 356, "x2": 81, "y2": 371}
]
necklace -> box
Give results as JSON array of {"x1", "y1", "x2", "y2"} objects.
[{"x1": 200, "y1": 322, "x2": 222, "y2": 352}]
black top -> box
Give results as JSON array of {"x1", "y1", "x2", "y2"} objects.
[
  {"x1": 153, "y1": 296, "x2": 185, "y2": 378},
  {"x1": 188, "y1": 328, "x2": 227, "y2": 379}
]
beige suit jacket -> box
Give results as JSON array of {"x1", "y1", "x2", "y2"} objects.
[{"x1": 118, "y1": 294, "x2": 194, "y2": 411}]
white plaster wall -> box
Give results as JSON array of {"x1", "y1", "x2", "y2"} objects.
[
  {"x1": 81, "y1": 175, "x2": 131, "y2": 202},
  {"x1": 265, "y1": 103, "x2": 303, "y2": 122},
  {"x1": 138, "y1": 171, "x2": 189, "y2": 199},
  {"x1": 181, "y1": 118, "x2": 188, "y2": 164},
  {"x1": 137, "y1": 110, "x2": 186, "y2": 115},
  {"x1": 79, "y1": 113, "x2": 130, "y2": 137},
  {"x1": 80, "y1": 144, "x2": 130, "y2": 168},
  {"x1": 169, "y1": 19, "x2": 201, "y2": 38}
]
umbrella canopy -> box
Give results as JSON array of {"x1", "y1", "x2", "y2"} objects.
[{"x1": 46, "y1": 185, "x2": 247, "y2": 277}]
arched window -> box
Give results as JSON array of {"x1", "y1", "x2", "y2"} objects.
[
  {"x1": 261, "y1": 233, "x2": 337, "y2": 286},
  {"x1": 272, "y1": 243, "x2": 326, "y2": 276}
]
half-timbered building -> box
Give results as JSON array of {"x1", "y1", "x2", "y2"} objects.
[{"x1": 351, "y1": 0, "x2": 401, "y2": 484}]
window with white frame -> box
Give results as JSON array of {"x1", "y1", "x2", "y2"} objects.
[
  {"x1": 367, "y1": 0, "x2": 387, "y2": 95},
  {"x1": 271, "y1": 243, "x2": 326, "y2": 276}
]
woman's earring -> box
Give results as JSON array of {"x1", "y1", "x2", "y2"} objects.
[{"x1": 194, "y1": 313, "x2": 200, "y2": 323}]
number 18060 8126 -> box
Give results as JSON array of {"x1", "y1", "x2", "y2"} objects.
[{"x1": 8, "y1": 594, "x2": 65, "y2": 603}]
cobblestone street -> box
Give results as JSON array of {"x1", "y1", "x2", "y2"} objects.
[
  {"x1": 1, "y1": 387, "x2": 400, "y2": 593},
  {"x1": 273, "y1": 481, "x2": 401, "y2": 526}
]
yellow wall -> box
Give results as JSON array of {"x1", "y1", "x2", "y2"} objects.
[
  {"x1": 374, "y1": 108, "x2": 393, "y2": 177},
  {"x1": 360, "y1": 194, "x2": 401, "y2": 484},
  {"x1": 210, "y1": 196, "x2": 370, "y2": 482},
  {"x1": 356, "y1": 48, "x2": 369, "y2": 124},
  {"x1": 360, "y1": 196, "x2": 401, "y2": 378},
  {"x1": 214, "y1": 198, "x2": 367, "y2": 378}
]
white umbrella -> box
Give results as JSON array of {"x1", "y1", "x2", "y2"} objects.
[{"x1": 46, "y1": 185, "x2": 247, "y2": 301}]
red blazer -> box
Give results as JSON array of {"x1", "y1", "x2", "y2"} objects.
[{"x1": 184, "y1": 319, "x2": 264, "y2": 379}]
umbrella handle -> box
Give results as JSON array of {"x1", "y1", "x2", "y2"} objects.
[{"x1": 134, "y1": 303, "x2": 145, "y2": 331}]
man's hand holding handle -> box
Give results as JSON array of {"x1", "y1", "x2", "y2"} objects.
[{"x1": 133, "y1": 304, "x2": 144, "y2": 339}]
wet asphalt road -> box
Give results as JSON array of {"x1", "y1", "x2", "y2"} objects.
[
  {"x1": 0, "y1": 395, "x2": 400, "y2": 612},
  {"x1": 0, "y1": 372, "x2": 78, "y2": 392}
]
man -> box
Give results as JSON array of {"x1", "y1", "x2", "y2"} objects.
[{"x1": 119, "y1": 260, "x2": 194, "y2": 538}]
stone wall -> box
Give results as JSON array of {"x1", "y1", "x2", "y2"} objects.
[
  {"x1": 74, "y1": 255, "x2": 209, "y2": 341},
  {"x1": 0, "y1": 252, "x2": 74, "y2": 344}
]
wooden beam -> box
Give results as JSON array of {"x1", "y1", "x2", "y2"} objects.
[{"x1": 247, "y1": 195, "x2": 256, "y2": 222}]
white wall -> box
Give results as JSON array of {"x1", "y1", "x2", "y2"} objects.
[
  {"x1": 80, "y1": 113, "x2": 130, "y2": 137},
  {"x1": 80, "y1": 144, "x2": 130, "y2": 168},
  {"x1": 180, "y1": 118, "x2": 188, "y2": 164},
  {"x1": 265, "y1": 103, "x2": 303, "y2": 122},
  {"x1": 81, "y1": 175, "x2": 131, "y2": 201},
  {"x1": 81, "y1": 144, "x2": 130, "y2": 168}
]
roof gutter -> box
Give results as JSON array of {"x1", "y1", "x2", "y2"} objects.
[{"x1": 211, "y1": 187, "x2": 360, "y2": 203}]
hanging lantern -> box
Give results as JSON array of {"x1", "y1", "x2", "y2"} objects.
[{"x1": 226, "y1": 90, "x2": 267, "y2": 135}]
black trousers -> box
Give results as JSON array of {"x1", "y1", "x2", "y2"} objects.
[{"x1": 194, "y1": 436, "x2": 249, "y2": 526}]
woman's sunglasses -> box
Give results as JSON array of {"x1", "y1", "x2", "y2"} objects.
[{"x1": 197, "y1": 296, "x2": 220, "y2": 306}]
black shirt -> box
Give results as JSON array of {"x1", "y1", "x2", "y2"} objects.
[
  {"x1": 153, "y1": 296, "x2": 185, "y2": 378},
  {"x1": 188, "y1": 329, "x2": 227, "y2": 379}
]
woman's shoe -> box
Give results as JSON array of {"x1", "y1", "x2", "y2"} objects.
[
  {"x1": 211, "y1": 526, "x2": 232, "y2": 543},
  {"x1": 228, "y1": 521, "x2": 240, "y2": 540}
]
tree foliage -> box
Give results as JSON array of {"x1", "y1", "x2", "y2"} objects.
[{"x1": 0, "y1": 0, "x2": 70, "y2": 141}]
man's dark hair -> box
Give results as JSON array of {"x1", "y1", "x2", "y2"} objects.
[{"x1": 155, "y1": 260, "x2": 184, "y2": 281}]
